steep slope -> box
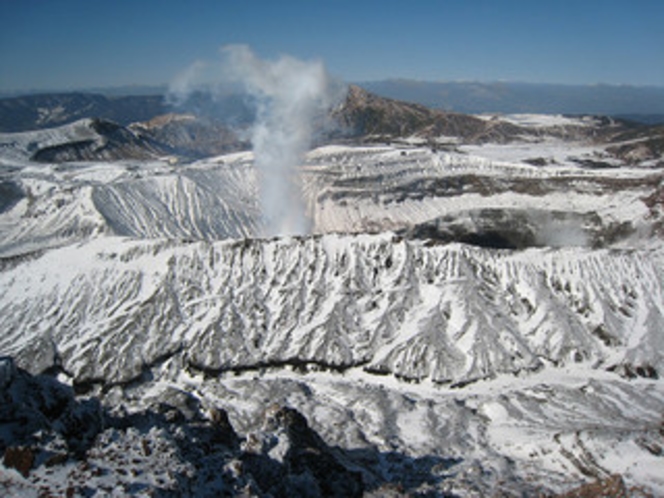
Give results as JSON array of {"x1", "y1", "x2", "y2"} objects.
[
  {"x1": 0, "y1": 358, "x2": 365, "y2": 497},
  {"x1": 304, "y1": 145, "x2": 662, "y2": 248},
  {"x1": 333, "y1": 86, "x2": 664, "y2": 168},
  {"x1": 333, "y1": 85, "x2": 524, "y2": 142},
  {"x1": 0, "y1": 118, "x2": 172, "y2": 163},
  {"x1": 91, "y1": 164, "x2": 261, "y2": 240},
  {"x1": 3, "y1": 355, "x2": 662, "y2": 497},
  {"x1": 130, "y1": 113, "x2": 246, "y2": 158},
  {"x1": 1, "y1": 234, "x2": 662, "y2": 385},
  {"x1": 606, "y1": 123, "x2": 664, "y2": 164},
  {"x1": 1, "y1": 143, "x2": 661, "y2": 257},
  {"x1": 0, "y1": 114, "x2": 245, "y2": 164},
  {"x1": 0, "y1": 154, "x2": 261, "y2": 257}
]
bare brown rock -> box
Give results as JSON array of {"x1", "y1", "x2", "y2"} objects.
[
  {"x1": 3, "y1": 446, "x2": 35, "y2": 477},
  {"x1": 554, "y1": 474, "x2": 655, "y2": 498}
]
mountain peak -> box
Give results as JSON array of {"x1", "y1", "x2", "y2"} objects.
[{"x1": 334, "y1": 84, "x2": 520, "y2": 142}]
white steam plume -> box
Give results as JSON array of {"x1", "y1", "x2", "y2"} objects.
[
  {"x1": 170, "y1": 45, "x2": 342, "y2": 237},
  {"x1": 222, "y1": 45, "x2": 340, "y2": 236}
]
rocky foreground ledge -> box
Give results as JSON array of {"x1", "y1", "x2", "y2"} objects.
[
  {"x1": 2, "y1": 357, "x2": 656, "y2": 497},
  {"x1": 1, "y1": 356, "x2": 368, "y2": 496}
]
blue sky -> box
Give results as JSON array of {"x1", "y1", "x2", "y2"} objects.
[{"x1": 1, "y1": 0, "x2": 662, "y2": 91}]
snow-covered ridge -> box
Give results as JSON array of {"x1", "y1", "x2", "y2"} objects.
[
  {"x1": 0, "y1": 117, "x2": 176, "y2": 164},
  {"x1": 304, "y1": 146, "x2": 661, "y2": 246},
  {"x1": 1, "y1": 143, "x2": 661, "y2": 257},
  {"x1": 0, "y1": 155, "x2": 261, "y2": 256},
  {"x1": 1, "y1": 234, "x2": 662, "y2": 387},
  {"x1": 0, "y1": 119, "x2": 103, "y2": 162}
]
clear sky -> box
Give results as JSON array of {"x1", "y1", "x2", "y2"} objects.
[{"x1": 1, "y1": 0, "x2": 663, "y2": 92}]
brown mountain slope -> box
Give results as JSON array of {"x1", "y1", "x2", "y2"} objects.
[{"x1": 332, "y1": 85, "x2": 525, "y2": 143}]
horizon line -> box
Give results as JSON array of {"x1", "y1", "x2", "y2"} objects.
[{"x1": 2, "y1": 79, "x2": 664, "y2": 97}]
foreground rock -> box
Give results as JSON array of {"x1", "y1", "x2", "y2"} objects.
[
  {"x1": 0, "y1": 358, "x2": 366, "y2": 497},
  {"x1": 3, "y1": 356, "x2": 662, "y2": 496}
]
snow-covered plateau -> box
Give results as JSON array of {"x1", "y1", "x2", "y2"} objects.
[{"x1": 1, "y1": 115, "x2": 664, "y2": 496}]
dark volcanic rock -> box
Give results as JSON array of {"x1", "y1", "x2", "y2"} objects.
[{"x1": 2, "y1": 356, "x2": 649, "y2": 496}]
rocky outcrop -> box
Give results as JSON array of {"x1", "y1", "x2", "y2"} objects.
[
  {"x1": 606, "y1": 124, "x2": 664, "y2": 166},
  {"x1": 3, "y1": 355, "x2": 661, "y2": 496},
  {"x1": 333, "y1": 85, "x2": 525, "y2": 142},
  {"x1": 555, "y1": 474, "x2": 631, "y2": 498},
  {"x1": 0, "y1": 359, "x2": 364, "y2": 496},
  {"x1": 241, "y1": 405, "x2": 364, "y2": 497}
]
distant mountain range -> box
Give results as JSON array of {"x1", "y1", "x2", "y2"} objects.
[
  {"x1": 0, "y1": 91, "x2": 255, "y2": 133},
  {"x1": 2, "y1": 85, "x2": 662, "y2": 164},
  {"x1": 361, "y1": 80, "x2": 664, "y2": 123},
  {"x1": 0, "y1": 93, "x2": 168, "y2": 133},
  {"x1": 1, "y1": 81, "x2": 663, "y2": 134}
]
